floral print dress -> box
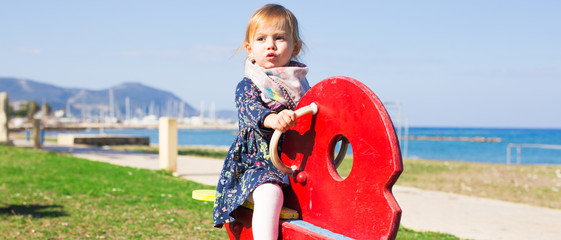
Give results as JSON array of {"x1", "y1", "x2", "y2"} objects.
[{"x1": 213, "y1": 78, "x2": 290, "y2": 227}]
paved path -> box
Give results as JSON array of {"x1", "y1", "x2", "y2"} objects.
[
  {"x1": 394, "y1": 186, "x2": 561, "y2": 240},
  {"x1": 14, "y1": 140, "x2": 561, "y2": 240}
]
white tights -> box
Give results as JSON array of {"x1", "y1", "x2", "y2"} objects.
[{"x1": 249, "y1": 183, "x2": 284, "y2": 240}]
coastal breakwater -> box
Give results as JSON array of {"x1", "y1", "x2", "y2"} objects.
[
  {"x1": 407, "y1": 136, "x2": 501, "y2": 142},
  {"x1": 58, "y1": 134, "x2": 149, "y2": 146}
]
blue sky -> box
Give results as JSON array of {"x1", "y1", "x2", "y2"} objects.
[{"x1": 1, "y1": 1, "x2": 560, "y2": 128}]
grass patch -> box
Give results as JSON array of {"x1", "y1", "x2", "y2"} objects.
[
  {"x1": 335, "y1": 156, "x2": 353, "y2": 178},
  {"x1": 0, "y1": 145, "x2": 457, "y2": 239},
  {"x1": 397, "y1": 159, "x2": 561, "y2": 209},
  {"x1": 0, "y1": 145, "x2": 226, "y2": 239},
  {"x1": 395, "y1": 227, "x2": 460, "y2": 240},
  {"x1": 396, "y1": 227, "x2": 460, "y2": 240}
]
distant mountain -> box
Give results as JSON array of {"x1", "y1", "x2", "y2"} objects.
[
  {"x1": 0, "y1": 77, "x2": 198, "y2": 120},
  {"x1": 1, "y1": 77, "x2": 80, "y2": 109}
]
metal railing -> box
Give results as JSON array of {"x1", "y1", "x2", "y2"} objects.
[
  {"x1": 506, "y1": 143, "x2": 561, "y2": 164},
  {"x1": 384, "y1": 102, "x2": 408, "y2": 159}
]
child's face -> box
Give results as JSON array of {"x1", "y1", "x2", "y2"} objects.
[{"x1": 246, "y1": 24, "x2": 299, "y2": 69}]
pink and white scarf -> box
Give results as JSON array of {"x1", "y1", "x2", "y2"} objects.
[{"x1": 244, "y1": 58, "x2": 311, "y2": 111}]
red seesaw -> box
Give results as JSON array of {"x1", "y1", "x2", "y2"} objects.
[{"x1": 194, "y1": 76, "x2": 403, "y2": 239}]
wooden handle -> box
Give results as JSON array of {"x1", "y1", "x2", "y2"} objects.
[{"x1": 269, "y1": 103, "x2": 318, "y2": 175}]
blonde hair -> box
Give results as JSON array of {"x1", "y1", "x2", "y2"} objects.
[{"x1": 241, "y1": 4, "x2": 304, "y2": 57}]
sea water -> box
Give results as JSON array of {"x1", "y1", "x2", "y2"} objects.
[
  {"x1": 406, "y1": 128, "x2": 561, "y2": 164},
  {"x1": 47, "y1": 127, "x2": 561, "y2": 165}
]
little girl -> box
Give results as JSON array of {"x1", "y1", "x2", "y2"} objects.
[{"x1": 213, "y1": 4, "x2": 310, "y2": 239}]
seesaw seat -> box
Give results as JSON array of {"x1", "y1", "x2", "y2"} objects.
[{"x1": 192, "y1": 189, "x2": 299, "y2": 220}]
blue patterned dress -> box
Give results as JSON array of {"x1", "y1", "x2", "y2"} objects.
[{"x1": 213, "y1": 78, "x2": 290, "y2": 227}]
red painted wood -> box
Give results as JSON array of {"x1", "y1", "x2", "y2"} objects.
[
  {"x1": 281, "y1": 77, "x2": 403, "y2": 239},
  {"x1": 226, "y1": 77, "x2": 403, "y2": 239},
  {"x1": 225, "y1": 207, "x2": 254, "y2": 240}
]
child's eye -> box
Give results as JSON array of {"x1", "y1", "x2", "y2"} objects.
[
  {"x1": 256, "y1": 37, "x2": 265, "y2": 41},
  {"x1": 275, "y1": 36, "x2": 285, "y2": 40}
]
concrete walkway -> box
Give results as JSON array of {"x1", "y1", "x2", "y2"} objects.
[{"x1": 13, "y1": 139, "x2": 561, "y2": 240}]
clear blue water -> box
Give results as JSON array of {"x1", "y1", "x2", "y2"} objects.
[
  {"x1": 405, "y1": 128, "x2": 561, "y2": 164},
  {"x1": 46, "y1": 127, "x2": 561, "y2": 165}
]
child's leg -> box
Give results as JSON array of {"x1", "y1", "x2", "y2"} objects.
[{"x1": 251, "y1": 183, "x2": 284, "y2": 240}]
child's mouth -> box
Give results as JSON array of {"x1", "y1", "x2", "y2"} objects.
[{"x1": 266, "y1": 53, "x2": 275, "y2": 59}]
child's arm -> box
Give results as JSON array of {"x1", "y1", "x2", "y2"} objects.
[
  {"x1": 235, "y1": 79, "x2": 276, "y2": 133},
  {"x1": 236, "y1": 79, "x2": 299, "y2": 133}
]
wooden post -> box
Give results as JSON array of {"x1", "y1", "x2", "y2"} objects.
[
  {"x1": 0, "y1": 92, "x2": 9, "y2": 145},
  {"x1": 32, "y1": 119, "x2": 41, "y2": 149},
  {"x1": 159, "y1": 117, "x2": 177, "y2": 172}
]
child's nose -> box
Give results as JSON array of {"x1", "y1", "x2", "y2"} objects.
[{"x1": 266, "y1": 38, "x2": 276, "y2": 50}]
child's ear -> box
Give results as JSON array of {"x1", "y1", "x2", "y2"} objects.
[
  {"x1": 245, "y1": 43, "x2": 255, "y2": 62},
  {"x1": 245, "y1": 42, "x2": 252, "y2": 54},
  {"x1": 292, "y1": 42, "x2": 302, "y2": 57}
]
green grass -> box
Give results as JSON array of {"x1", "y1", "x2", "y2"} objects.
[
  {"x1": 397, "y1": 227, "x2": 460, "y2": 240},
  {"x1": 0, "y1": 145, "x2": 225, "y2": 239},
  {"x1": 335, "y1": 156, "x2": 353, "y2": 178},
  {"x1": 397, "y1": 159, "x2": 561, "y2": 209},
  {"x1": 0, "y1": 145, "x2": 459, "y2": 239}
]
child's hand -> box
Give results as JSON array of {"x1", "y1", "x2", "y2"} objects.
[{"x1": 264, "y1": 110, "x2": 297, "y2": 133}]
